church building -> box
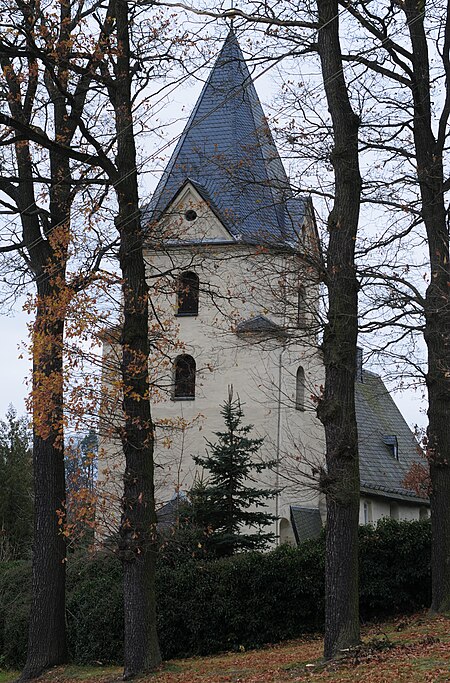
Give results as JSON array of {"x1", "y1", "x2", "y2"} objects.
[{"x1": 99, "y1": 30, "x2": 429, "y2": 545}]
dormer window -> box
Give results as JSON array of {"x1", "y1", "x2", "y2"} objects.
[
  {"x1": 177, "y1": 271, "x2": 199, "y2": 316},
  {"x1": 173, "y1": 354, "x2": 196, "y2": 399},
  {"x1": 383, "y1": 435, "x2": 399, "y2": 460}
]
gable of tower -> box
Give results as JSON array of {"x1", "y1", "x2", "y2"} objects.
[{"x1": 155, "y1": 180, "x2": 234, "y2": 244}]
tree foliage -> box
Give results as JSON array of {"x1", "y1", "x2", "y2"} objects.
[
  {"x1": 0, "y1": 407, "x2": 33, "y2": 561},
  {"x1": 65, "y1": 430, "x2": 98, "y2": 548}
]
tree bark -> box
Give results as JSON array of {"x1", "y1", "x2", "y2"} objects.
[
  {"x1": 113, "y1": 0, "x2": 161, "y2": 676},
  {"x1": 14, "y1": 140, "x2": 70, "y2": 678},
  {"x1": 315, "y1": 0, "x2": 362, "y2": 659},
  {"x1": 22, "y1": 298, "x2": 67, "y2": 680},
  {"x1": 13, "y1": 129, "x2": 69, "y2": 682},
  {"x1": 404, "y1": 0, "x2": 450, "y2": 613}
]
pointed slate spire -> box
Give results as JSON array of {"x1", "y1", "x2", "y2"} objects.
[{"x1": 146, "y1": 30, "x2": 306, "y2": 243}]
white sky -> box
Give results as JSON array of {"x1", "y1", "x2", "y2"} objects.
[{"x1": 0, "y1": 304, "x2": 30, "y2": 418}]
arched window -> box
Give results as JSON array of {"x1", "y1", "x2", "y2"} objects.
[
  {"x1": 297, "y1": 286, "x2": 306, "y2": 327},
  {"x1": 295, "y1": 366, "x2": 305, "y2": 411},
  {"x1": 177, "y1": 271, "x2": 199, "y2": 316},
  {"x1": 173, "y1": 355, "x2": 196, "y2": 399}
]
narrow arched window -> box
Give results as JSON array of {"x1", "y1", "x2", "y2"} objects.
[
  {"x1": 297, "y1": 286, "x2": 306, "y2": 327},
  {"x1": 295, "y1": 366, "x2": 305, "y2": 411},
  {"x1": 177, "y1": 271, "x2": 199, "y2": 316},
  {"x1": 173, "y1": 355, "x2": 196, "y2": 399}
]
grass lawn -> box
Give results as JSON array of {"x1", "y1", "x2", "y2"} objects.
[{"x1": 2, "y1": 612, "x2": 449, "y2": 683}]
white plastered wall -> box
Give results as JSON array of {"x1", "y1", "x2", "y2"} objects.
[{"x1": 359, "y1": 496, "x2": 428, "y2": 525}]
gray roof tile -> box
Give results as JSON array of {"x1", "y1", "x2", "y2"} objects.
[
  {"x1": 145, "y1": 30, "x2": 307, "y2": 244},
  {"x1": 236, "y1": 315, "x2": 285, "y2": 335},
  {"x1": 290, "y1": 506, "x2": 322, "y2": 543},
  {"x1": 356, "y1": 371, "x2": 426, "y2": 501}
]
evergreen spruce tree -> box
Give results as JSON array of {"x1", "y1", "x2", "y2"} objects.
[
  {"x1": 0, "y1": 406, "x2": 33, "y2": 560},
  {"x1": 193, "y1": 388, "x2": 277, "y2": 557}
]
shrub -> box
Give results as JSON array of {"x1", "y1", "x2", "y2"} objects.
[
  {"x1": 359, "y1": 517, "x2": 431, "y2": 619},
  {"x1": 0, "y1": 561, "x2": 31, "y2": 668},
  {"x1": 157, "y1": 540, "x2": 325, "y2": 659},
  {"x1": 0, "y1": 518, "x2": 431, "y2": 669},
  {"x1": 66, "y1": 552, "x2": 124, "y2": 664}
]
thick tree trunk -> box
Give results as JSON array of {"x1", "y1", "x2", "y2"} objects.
[
  {"x1": 316, "y1": 0, "x2": 362, "y2": 659},
  {"x1": 424, "y1": 224, "x2": 450, "y2": 616},
  {"x1": 21, "y1": 305, "x2": 67, "y2": 680},
  {"x1": 404, "y1": 0, "x2": 450, "y2": 613},
  {"x1": 16, "y1": 141, "x2": 69, "y2": 679},
  {"x1": 113, "y1": 0, "x2": 161, "y2": 676}
]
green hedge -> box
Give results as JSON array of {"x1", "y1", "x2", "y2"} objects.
[
  {"x1": 0, "y1": 518, "x2": 431, "y2": 668},
  {"x1": 157, "y1": 537, "x2": 325, "y2": 659},
  {"x1": 0, "y1": 560, "x2": 31, "y2": 668},
  {"x1": 66, "y1": 552, "x2": 124, "y2": 665},
  {"x1": 359, "y1": 518, "x2": 431, "y2": 618}
]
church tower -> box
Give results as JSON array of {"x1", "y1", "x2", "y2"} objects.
[
  {"x1": 144, "y1": 31, "x2": 325, "y2": 543},
  {"x1": 99, "y1": 31, "x2": 326, "y2": 544}
]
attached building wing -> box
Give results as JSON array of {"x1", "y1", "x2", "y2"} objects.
[{"x1": 355, "y1": 370, "x2": 426, "y2": 502}]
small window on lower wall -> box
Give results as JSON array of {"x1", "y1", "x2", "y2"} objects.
[
  {"x1": 420, "y1": 507, "x2": 429, "y2": 520},
  {"x1": 173, "y1": 354, "x2": 196, "y2": 399},
  {"x1": 363, "y1": 500, "x2": 373, "y2": 525},
  {"x1": 390, "y1": 502, "x2": 399, "y2": 520}
]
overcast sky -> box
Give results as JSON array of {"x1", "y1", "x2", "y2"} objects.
[{"x1": 0, "y1": 304, "x2": 30, "y2": 418}]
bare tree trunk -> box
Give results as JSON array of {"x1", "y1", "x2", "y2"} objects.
[
  {"x1": 404, "y1": 0, "x2": 450, "y2": 613},
  {"x1": 18, "y1": 152, "x2": 69, "y2": 678},
  {"x1": 20, "y1": 7, "x2": 76, "y2": 664},
  {"x1": 113, "y1": 0, "x2": 161, "y2": 676},
  {"x1": 315, "y1": 0, "x2": 362, "y2": 659}
]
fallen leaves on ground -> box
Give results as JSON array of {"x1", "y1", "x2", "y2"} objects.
[{"x1": 2, "y1": 612, "x2": 450, "y2": 683}]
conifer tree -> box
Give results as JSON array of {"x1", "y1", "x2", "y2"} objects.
[
  {"x1": 0, "y1": 407, "x2": 33, "y2": 560},
  {"x1": 193, "y1": 388, "x2": 277, "y2": 557}
]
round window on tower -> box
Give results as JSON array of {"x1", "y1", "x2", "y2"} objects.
[{"x1": 184, "y1": 209, "x2": 198, "y2": 222}]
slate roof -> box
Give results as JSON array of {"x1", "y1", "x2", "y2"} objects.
[
  {"x1": 145, "y1": 30, "x2": 307, "y2": 245},
  {"x1": 291, "y1": 370, "x2": 426, "y2": 542},
  {"x1": 156, "y1": 495, "x2": 185, "y2": 531},
  {"x1": 235, "y1": 315, "x2": 286, "y2": 336},
  {"x1": 356, "y1": 370, "x2": 426, "y2": 502},
  {"x1": 290, "y1": 506, "x2": 322, "y2": 543}
]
